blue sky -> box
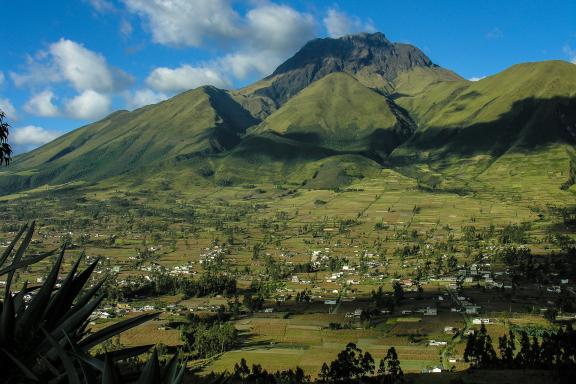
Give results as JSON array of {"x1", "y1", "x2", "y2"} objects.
[{"x1": 1, "y1": 0, "x2": 575, "y2": 154}]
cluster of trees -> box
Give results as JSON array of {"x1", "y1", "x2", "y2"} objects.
[
  {"x1": 242, "y1": 292, "x2": 265, "y2": 312},
  {"x1": 105, "y1": 271, "x2": 237, "y2": 300},
  {"x1": 203, "y1": 343, "x2": 403, "y2": 383},
  {"x1": 295, "y1": 289, "x2": 312, "y2": 303},
  {"x1": 181, "y1": 315, "x2": 238, "y2": 358},
  {"x1": 371, "y1": 286, "x2": 395, "y2": 312},
  {"x1": 318, "y1": 343, "x2": 403, "y2": 383},
  {"x1": 227, "y1": 359, "x2": 310, "y2": 383},
  {"x1": 465, "y1": 324, "x2": 576, "y2": 373},
  {"x1": 499, "y1": 223, "x2": 531, "y2": 244}
]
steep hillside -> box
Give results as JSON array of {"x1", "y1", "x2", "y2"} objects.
[
  {"x1": 1, "y1": 86, "x2": 258, "y2": 194},
  {"x1": 249, "y1": 72, "x2": 415, "y2": 158},
  {"x1": 1, "y1": 33, "x2": 575, "y2": 197},
  {"x1": 391, "y1": 60, "x2": 576, "y2": 187}
]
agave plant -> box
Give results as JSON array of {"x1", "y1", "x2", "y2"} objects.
[{"x1": 0, "y1": 222, "x2": 187, "y2": 383}]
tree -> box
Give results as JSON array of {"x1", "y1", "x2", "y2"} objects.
[
  {"x1": 464, "y1": 325, "x2": 497, "y2": 368},
  {"x1": 393, "y1": 281, "x2": 404, "y2": 303},
  {"x1": 380, "y1": 346, "x2": 403, "y2": 383},
  {"x1": 0, "y1": 110, "x2": 12, "y2": 165},
  {"x1": 318, "y1": 343, "x2": 374, "y2": 382}
]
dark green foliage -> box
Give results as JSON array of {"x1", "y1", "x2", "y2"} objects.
[
  {"x1": 499, "y1": 223, "x2": 531, "y2": 244},
  {"x1": 0, "y1": 223, "x2": 186, "y2": 383},
  {"x1": 464, "y1": 325, "x2": 498, "y2": 368},
  {"x1": 317, "y1": 343, "x2": 375, "y2": 383},
  {"x1": 226, "y1": 358, "x2": 310, "y2": 383},
  {"x1": 392, "y1": 281, "x2": 404, "y2": 303},
  {"x1": 465, "y1": 323, "x2": 576, "y2": 374},
  {"x1": 371, "y1": 286, "x2": 394, "y2": 313},
  {"x1": 0, "y1": 110, "x2": 11, "y2": 165},
  {"x1": 105, "y1": 271, "x2": 237, "y2": 300}
]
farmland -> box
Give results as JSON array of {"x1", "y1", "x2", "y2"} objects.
[{"x1": 0, "y1": 165, "x2": 574, "y2": 380}]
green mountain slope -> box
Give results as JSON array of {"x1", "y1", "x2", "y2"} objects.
[
  {"x1": 1, "y1": 86, "x2": 258, "y2": 194},
  {"x1": 250, "y1": 72, "x2": 414, "y2": 158},
  {"x1": 1, "y1": 33, "x2": 575, "y2": 197},
  {"x1": 391, "y1": 60, "x2": 576, "y2": 189}
]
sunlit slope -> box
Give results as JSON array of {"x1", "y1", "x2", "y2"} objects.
[
  {"x1": 251, "y1": 73, "x2": 414, "y2": 157},
  {"x1": 391, "y1": 61, "x2": 576, "y2": 186},
  {"x1": 1, "y1": 87, "x2": 258, "y2": 193}
]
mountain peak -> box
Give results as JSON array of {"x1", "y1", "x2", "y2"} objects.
[
  {"x1": 271, "y1": 32, "x2": 433, "y2": 77},
  {"x1": 240, "y1": 31, "x2": 451, "y2": 109}
]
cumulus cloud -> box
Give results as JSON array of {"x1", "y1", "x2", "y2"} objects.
[
  {"x1": 65, "y1": 89, "x2": 111, "y2": 120},
  {"x1": 24, "y1": 90, "x2": 60, "y2": 117},
  {"x1": 226, "y1": 4, "x2": 315, "y2": 78},
  {"x1": 11, "y1": 39, "x2": 132, "y2": 93},
  {"x1": 564, "y1": 45, "x2": 576, "y2": 64},
  {"x1": 11, "y1": 125, "x2": 61, "y2": 146},
  {"x1": 323, "y1": 8, "x2": 375, "y2": 38},
  {"x1": 125, "y1": 89, "x2": 168, "y2": 109},
  {"x1": 469, "y1": 76, "x2": 486, "y2": 82},
  {"x1": 0, "y1": 98, "x2": 17, "y2": 120},
  {"x1": 123, "y1": 0, "x2": 241, "y2": 47},
  {"x1": 128, "y1": 1, "x2": 316, "y2": 81},
  {"x1": 50, "y1": 39, "x2": 132, "y2": 92},
  {"x1": 146, "y1": 65, "x2": 230, "y2": 93}
]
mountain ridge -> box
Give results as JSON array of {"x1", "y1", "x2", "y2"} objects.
[{"x1": 1, "y1": 33, "x2": 575, "y2": 196}]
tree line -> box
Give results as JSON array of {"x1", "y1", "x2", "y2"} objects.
[
  {"x1": 105, "y1": 271, "x2": 237, "y2": 300},
  {"x1": 464, "y1": 323, "x2": 576, "y2": 375},
  {"x1": 200, "y1": 343, "x2": 404, "y2": 383}
]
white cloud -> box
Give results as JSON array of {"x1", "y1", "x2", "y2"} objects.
[
  {"x1": 11, "y1": 125, "x2": 61, "y2": 146},
  {"x1": 123, "y1": 0, "x2": 241, "y2": 47},
  {"x1": 0, "y1": 71, "x2": 4, "y2": 86},
  {"x1": 50, "y1": 39, "x2": 132, "y2": 92},
  {"x1": 323, "y1": 8, "x2": 375, "y2": 38},
  {"x1": 65, "y1": 89, "x2": 111, "y2": 120},
  {"x1": 146, "y1": 65, "x2": 230, "y2": 93},
  {"x1": 246, "y1": 5, "x2": 315, "y2": 53},
  {"x1": 0, "y1": 98, "x2": 17, "y2": 120},
  {"x1": 86, "y1": 0, "x2": 117, "y2": 13},
  {"x1": 564, "y1": 45, "x2": 576, "y2": 64},
  {"x1": 11, "y1": 39, "x2": 132, "y2": 93},
  {"x1": 10, "y1": 55, "x2": 61, "y2": 88},
  {"x1": 127, "y1": 1, "x2": 316, "y2": 80},
  {"x1": 222, "y1": 4, "x2": 315, "y2": 78},
  {"x1": 469, "y1": 76, "x2": 486, "y2": 82},
  {"x1": 24, "y1": 90, "x2": 60, "y2": 117},
  {"x1": 125, "y1": 89, "x2": 168, "y2": 109}
]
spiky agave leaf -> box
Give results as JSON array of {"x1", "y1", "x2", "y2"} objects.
[
  {"x1": 16, "y1": 246, "x2": 66, "y2": 341},
  {"x1": 44, "y1": 255, "x2": 99, "y2": 330},
  {"x1": 4, "y1": 221, "x2": 35, "y2": 300},
  {"x1": 79, "y1": 312, "x2": 160, "y2": 351},
  {"x1": 0, "y1": 224, "x2": 27, "y2": 267},
  {"x1": 136, "y1": 348, "x2": 161, "y2": 384},
  {"x1": 1, "y1": 224, "x2": 189, "y2": 383},
  {"x1": 1, "y1": 347, "x2": 40, "y2": 382},
  {"x1": 0, "y1": 249, "x2": 56, "y2": 276},
  {"x1": 41, "y1": 328, "x2": 81, "y2": 384}
]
